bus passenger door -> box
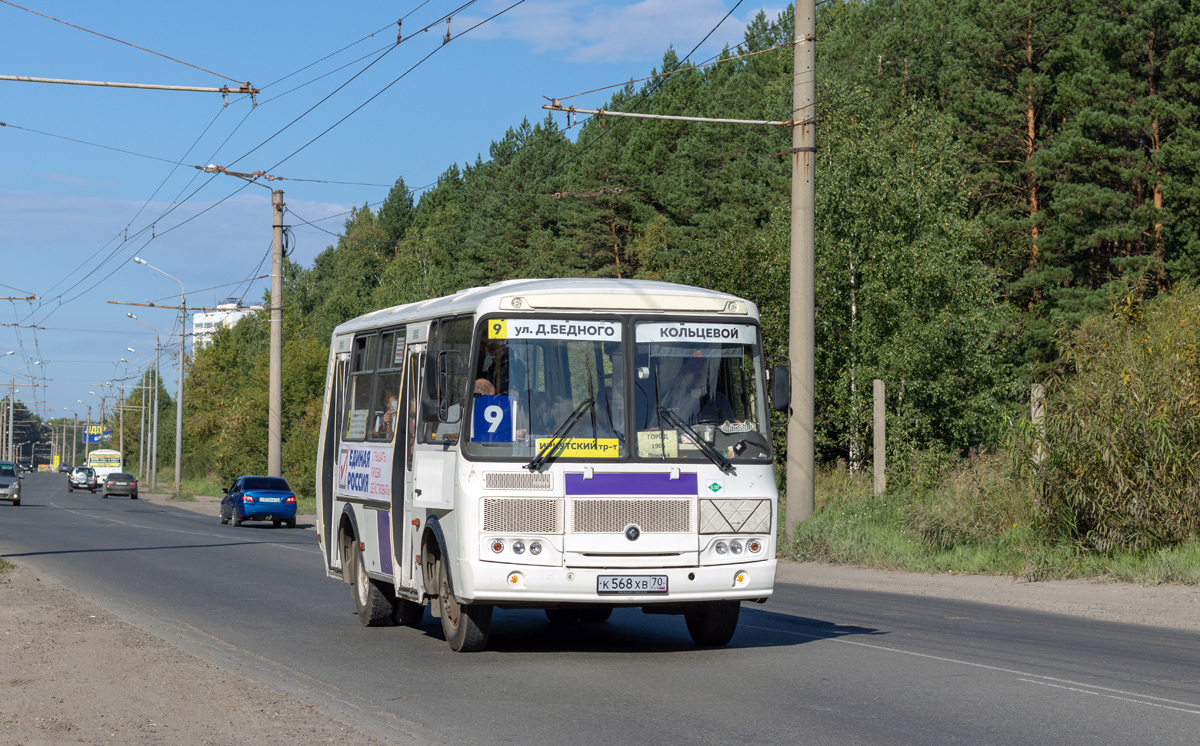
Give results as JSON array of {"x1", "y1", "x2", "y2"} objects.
[{"x1": 393, "y1": 345, "x2": 424, "y2": 592}]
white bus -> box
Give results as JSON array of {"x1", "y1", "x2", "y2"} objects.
[
  {"x1": 315, "y1": 279, "x2": 788, "y2": 651},
  {"x1": 86, "y1": 449, "x2": 123, "y2": 482}
]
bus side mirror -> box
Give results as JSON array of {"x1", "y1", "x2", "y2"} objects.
[{"x1": 770, "y1": 364, "x2": 791, "y2": 413}]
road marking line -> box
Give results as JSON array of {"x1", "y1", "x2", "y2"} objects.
[
  {"x1": 1018, "y1": 679, "x2": 1200, "y2": 715},
  {"x1": 743, "y1": 623, "x2": 1200, "y2": 714}
]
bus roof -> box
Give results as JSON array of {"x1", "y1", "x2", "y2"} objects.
[{"x1": 332, "y1": 278, "x2": 757, "y2": 338}]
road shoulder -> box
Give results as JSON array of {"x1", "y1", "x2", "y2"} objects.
[{"x1": 777, "y1": 561, "x2": 1200, "y2": 632}]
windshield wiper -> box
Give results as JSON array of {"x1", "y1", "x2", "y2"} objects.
[
  {"x1": 525, "y1": 397, "x2": 595, "y2": 472},
  {"x1": 656, "y1": 405, "x2": 734, "y2": 473}
]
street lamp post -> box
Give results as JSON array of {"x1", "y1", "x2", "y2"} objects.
[
  {"x1": 127, "y1": 316, "x2": 161, "y2": 491},
  {"x1": 133, "y1": 257, "x2": 185, "y2": 496},
  {"x1": 10, "y1": 359, "x2": 41, "y2": 463},
  {"x1": 64, "y1": 407, "x2": 78, "y2": 466},
  {"x1": 125, "y1": 348, "x2": 153, "y2": 481},
  {"x1": 78, "y1": 399, "x2": 92, "y2": 459},
  {"x1": 88, "y1": 391, "x2": 106, "y2": 452},
  {"x1": 0, "y1": 350, "x2": 12, "y2": 459}
]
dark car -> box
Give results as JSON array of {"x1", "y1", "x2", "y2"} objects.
[
  {"x1": 68, "y1": 466, "x2": 97, "y2": 493},
  {"x1": 220, "y1": 475, "x2": 297, "y2": 528},
  {"x1": 0, "y1": 461, "x2": 20, "y2": 506},
  {"x1": 59, "y1": 462, "x2": 72, "y2": 473},
  {"x1": 102, "y1": 472, "x2": 139, "y2": 499}
]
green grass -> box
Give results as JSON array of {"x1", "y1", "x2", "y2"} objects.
[
  {"x1": 781, "y1": 453, "x2": 1200, "y2": 585},
  {"x1": 0, "y1": 556, "x2": 12, "y2": 573},
  {"x1": 145, "y1": 469, "x2": 316, "y2": 513}
]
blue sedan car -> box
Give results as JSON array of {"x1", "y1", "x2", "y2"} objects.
[{"x1": 219, "y1": 475, "x2": 297, "y2": 528}]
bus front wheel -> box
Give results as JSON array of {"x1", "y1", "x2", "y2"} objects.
[
  {"x1": 436, "y1": 558, "x2": 491, "y2": 652},
  {"x1": 684, "y1": 601, "x2": 741, "y2": 646}
]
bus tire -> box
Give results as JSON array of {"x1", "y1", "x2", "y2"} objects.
[
  {"x1": 684, "y1": 601, "x2": 741, "y2": 647},
  {"x1": 391, "y1": 598, "x2": 424, "y2": 627},
  {"x1": 436, "y1": 558, "x2": 491, "y2": 652},
  {"x1": 352, "y1": 544, "x2": 393, "y2": 627},
  {"x1": 578, "y1": 606, "x2": 613, "y2": 623}
]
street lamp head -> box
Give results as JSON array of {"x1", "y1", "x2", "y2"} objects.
[
  {"x1": 127, "y1": 312, "x2": 137, "y2": 319},
  {"x1": 120, "y1": 359, "x2": 129, "y2": 364},
  {"x1": 2, "y1": 351, "x2": 13, "y2": 357},
  {"x1": 89, "y1": 391, "x2": 95, "y2": 396},
  {"x1": 127, "y1": 347, "x2": 136, "y2": 353},
  {"x1": 133, "y1": 257, "x2": 147, "y2": 265}
]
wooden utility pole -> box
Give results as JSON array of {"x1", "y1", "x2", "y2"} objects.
[
  {"x1": 786, "y1": 0, "x2": 817, "y2": 531},
  {"x1": 268, "y1": 190, "x2": 284, "y2": 477}
]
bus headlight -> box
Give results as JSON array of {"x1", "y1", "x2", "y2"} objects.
[
  {"x1": 490, "y1": 539, "x2": 505, "y2": 554},
  {"x1": 747, "y1": 538, "x2": 762, "y2": 554},
  {"x1": 512, "y1": 540, "x2": 525, "y2": 555},
  {"x1": 529, "y1": 541, "x2": 542, "y2": 556},
  {"x1": 715, "y1": 541, "x2": 728, "y2": 555},
  {"x1": 730, "y1": 540, "x2": 743, "y2": 555}
]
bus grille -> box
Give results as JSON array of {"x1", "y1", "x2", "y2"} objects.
[
  {"x1": 699, "y1": 499, "x2": 771, "y2": 534},
  {"x1": 570, "y1": 499, "x2": 694, "y2": 534},
  {"x1": 482, "y1": 498, "x2": 563, "y2": 533},
  {"x1": 483, "y1": 471, "x2": 554, "y2": 491}
]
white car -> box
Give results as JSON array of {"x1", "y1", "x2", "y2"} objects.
[
  {"x1": 0, "y1": 461, "x2": 21, "y2": 506},
  {"x1": 68, "y1": 466, "x2": 98, "y2": 493}
]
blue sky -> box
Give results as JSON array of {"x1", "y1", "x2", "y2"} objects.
[{"x1": 0, "y1": 0, "x2": 781, "y2": 437}]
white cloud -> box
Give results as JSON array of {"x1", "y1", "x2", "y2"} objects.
[{"x1": 457, "y1": 1, "x2": 780, "y2": 64}]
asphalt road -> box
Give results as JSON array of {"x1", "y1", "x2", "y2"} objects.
[{"x1": 3, "y1": 471, "x2": 1199, "y2": 746}]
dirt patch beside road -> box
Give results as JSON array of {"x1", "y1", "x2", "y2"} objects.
[{"x1": 0, "y1": 560, "x2": 385, "y2": 746}]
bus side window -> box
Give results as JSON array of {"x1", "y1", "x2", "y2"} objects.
[
  {"x1": 420, "y1": 315, "x2": 472, "y2": 444},
  {"x1": 405, "y1": 352, "x2": 421, "y2": 470},
  {"x1": 369, "y1": 328, "x2": 406, "y2": 441},
  {"x1": 344, "y1": 334, "x2": 377, "y2": 441}
]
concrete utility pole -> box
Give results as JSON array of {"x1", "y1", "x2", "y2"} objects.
[
  {"x1": 786, "y1": 0, "x2": 817, "y2": 532},
  {"x1": 269, "y1": 189, "x2": 284, "y2": 477},
  {"x1": 873, "y1": 379, "x2": 886, "y2": 495}
]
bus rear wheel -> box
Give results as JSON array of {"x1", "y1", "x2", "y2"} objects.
[
  {"x1": 352, "y1": 543, "x2": 393, "y2": 627},
  {"x1": 436, "y1": 557, "x2": 491, "y2": 652},
  {"x1": 684, "y1": 601, "x2": 741, "y2": 646}
]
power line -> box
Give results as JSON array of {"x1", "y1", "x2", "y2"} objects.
[{"x1": 0, "y1": 0, "x2": 248, "y2": 84}]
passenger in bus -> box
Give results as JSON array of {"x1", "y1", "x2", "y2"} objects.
[
  {"x1": 374, "y1": 390, "x2": 398, "y2": 438},
  {"x1": 437, "y1": 379, "x2": 495, "y2": 441}
]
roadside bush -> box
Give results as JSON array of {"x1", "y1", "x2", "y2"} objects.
[{"x1": 1040, "y1": 284, "x2": 1200, "y2": 551}]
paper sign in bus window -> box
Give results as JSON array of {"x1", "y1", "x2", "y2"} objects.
[
  {"x1": 534, "y1": 438, "x2": 621, "y2": 458},
  {"x1": 472, "y1": 395, "x2": 516, "y2": 442}
]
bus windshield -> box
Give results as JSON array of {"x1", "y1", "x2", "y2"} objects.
[
  {"x1": 460, "y1": 317, "x2": 772, "y2": 463},
  {"x1": 462, "y1": 319, "x2": 625, "y2": 460},
  {"x1": 632, "y1": 321, "x2": 773, "y2": 462}
]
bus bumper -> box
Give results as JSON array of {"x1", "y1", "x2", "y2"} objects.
[{"x1": 458, "y1": 558, "x2": 776, "y2": 605}]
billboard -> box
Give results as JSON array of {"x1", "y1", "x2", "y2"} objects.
[{"x1": 84, "y1": 425, "x2": 112, "y2": 444}]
